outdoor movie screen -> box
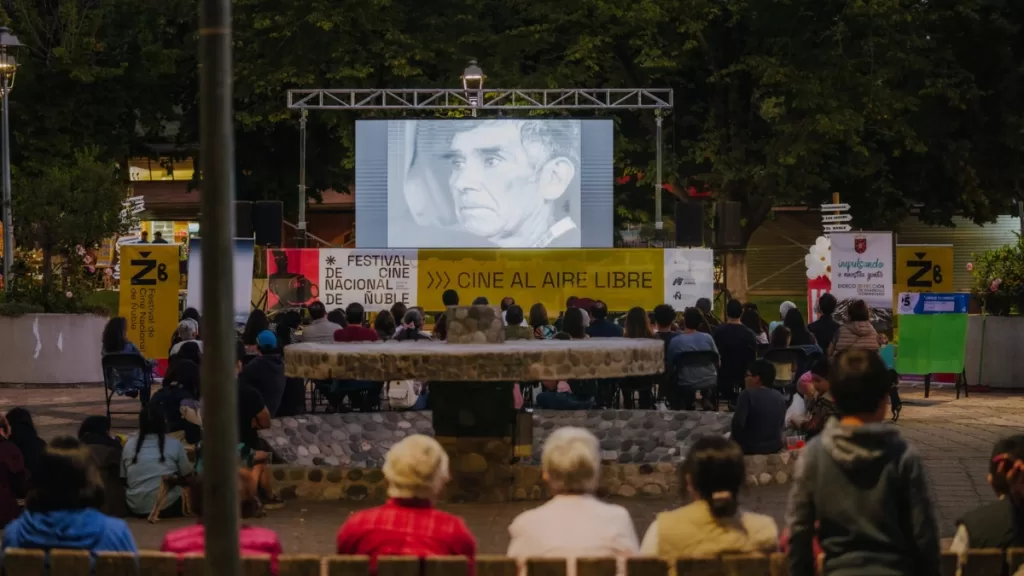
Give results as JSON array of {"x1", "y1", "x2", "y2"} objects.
[{"x1": 355, "y1": 118, "x2": 613, "y2": 249}]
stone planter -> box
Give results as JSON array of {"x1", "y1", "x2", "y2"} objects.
[
  {"x1": 0, "y1": 313, "x2": 107, "y2": 386},
  {"x1": 965, "y1": 315, "x2": 1024, "y2": 389}
]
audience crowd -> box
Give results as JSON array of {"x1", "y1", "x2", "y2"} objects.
[{"x1": 2, "y1": 291, "x2": 1018, "y2": 576}]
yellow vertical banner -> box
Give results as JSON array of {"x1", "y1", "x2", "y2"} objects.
[
  {"x1": 118, "y1": 244, "x2": 180, "y2": 359},
  {"x1": 895, "y1": 245, "x2": 955, "y2": 294}
]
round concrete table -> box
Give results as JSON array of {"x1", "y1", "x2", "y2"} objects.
[{"x1": 284, "y1": 339, "x2": 665, "y2": 502}]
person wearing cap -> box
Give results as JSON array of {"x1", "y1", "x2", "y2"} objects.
[{"x1": 238, "y1": 330, "x2": 286, "y2": 418}]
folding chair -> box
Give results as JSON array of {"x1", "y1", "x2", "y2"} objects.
[{"x1": 101, "y1": 353, "x2": 153, "y2": 424}]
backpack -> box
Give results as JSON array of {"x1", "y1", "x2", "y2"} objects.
[{"x1": 387, "y1": 380, "x2": 422, "y2": 410}]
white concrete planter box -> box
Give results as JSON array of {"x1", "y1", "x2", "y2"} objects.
[
  {"x1": 965, "y1": 315, "x2": 1024, "y2": 389},
  {"x1": 0, "y1": 313, "x2": 107, "y2": 386}
]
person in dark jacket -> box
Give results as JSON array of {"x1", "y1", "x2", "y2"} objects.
[
  {"x1": 731, "y1": 360, "x2": 785, "y2": 455},
  {"x1": 5, "y1": 408, "x2": 46, "y2": 484},
  {"x1": 807, "y1": 293, "x2": 841, "y2": 351},
  {"x1": 77, "y1": 416, "x2": 127, "y2": 518},
  {"x1": 0, "y1": 414, "x2": 28, "y2": 528},
  {"x1": 585, "y1": 300, "x2": 622, "y2": 338},
  {"x1": 150, "y1": 360, "x2": 202, "y2": 444},
  {"x1": 949, "y1": 434, "x2": 1024, "y2": 553},
  {"x1": 787, "y1": 349, "x2": 939, "y2": 576},
  {"x1": 238, "y1": 330, "x2": 286, "y2": 417},
  {"x1": 2, "y1": 436, "x2": 137, "y2": 554}
]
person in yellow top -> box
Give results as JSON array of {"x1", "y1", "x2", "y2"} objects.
[{"x1": 640, "y1": 436, "x2": 778, "y2": 573}]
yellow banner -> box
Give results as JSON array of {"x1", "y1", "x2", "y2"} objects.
[
  {"x1": 417, "y1": 249, "x2": 665, "y2": 313},
  {"x1": 118, "y1": 245, "x2": 180, "y2": 359},
  {"x1": 895, "y1": 245, "x2": 954, "y2": 294}
]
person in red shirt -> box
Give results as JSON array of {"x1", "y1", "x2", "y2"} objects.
[
  {"x1": 334, "y1": 303, "x2": 381, "y2": 343},
  {"x1": 162, "y1": 476, "x2": 282, "y2": 573},
  {"x1": 336, "y1": 435, "x2": 476, "y2": 567}
]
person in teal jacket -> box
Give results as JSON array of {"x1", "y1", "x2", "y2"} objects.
[{"x1": 1, "y1": 436, "x2": 137, "y2": 554}]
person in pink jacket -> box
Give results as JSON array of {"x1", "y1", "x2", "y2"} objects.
[{"x1": 161, "y1": 478, "x2": 282, "y2": 573}]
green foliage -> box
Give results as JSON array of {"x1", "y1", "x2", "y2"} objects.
[
  {"x1": 4, "y1": 0, "x2": 1024, "y2": 252},
  {"x1": 970, "y1": 234, "x2": 1024, "y2": 315},
  {"x1": 3, "y1": 252, "x2": 108, "y2": 314},
  {"x1": 13, "y1": 147, "x2": 127, "y2": 257},
  {"x1": 10, "y1": 148, "x2": 125, "y2": 309}
]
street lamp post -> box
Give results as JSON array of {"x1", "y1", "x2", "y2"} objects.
[
  {"x1": 0, "y1": 28, "x2": 22, "y2": 292},
  {"x1": 461, "y1": 60, "x2": 484, "y2": 117}
]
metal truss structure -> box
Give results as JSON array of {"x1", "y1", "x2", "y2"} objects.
[{"x1": 287, "y1": 88, "x2": 673, "y2": 111}]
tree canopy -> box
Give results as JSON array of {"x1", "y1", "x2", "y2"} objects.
[{"x1": 3, "y1": 0, "x2": 1021, "y2": 295}]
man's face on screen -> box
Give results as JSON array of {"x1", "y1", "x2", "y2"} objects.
[{"x1": 445, "y1": 122, "x2": 548, "y2": 240}]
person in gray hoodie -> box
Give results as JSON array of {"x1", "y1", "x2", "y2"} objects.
[{"x1": 786, "y1": 349, "x2": 939, "y2": 576}]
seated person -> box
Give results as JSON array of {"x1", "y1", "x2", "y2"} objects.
[
  {"x1": 787, "y1": 350, "x2": 939, "y2": 576},
  {"x1": 797, "y1": 358, "x2": 838, "y2": 439},
  {"x1": 503, "y1": 305, "x2": 534, "y2": 341},
  {"x1": 949, "y1": 434, "x2": 1024, "y2": 554},
  {"x1": 768, "y1": 325, "x2": 794, "y2": 387},
  {"x1": 233, "y1": 350, "x2": 278, "y2": 513},
  {"x1": 641, "y1": 436, "x2": 777, "y2": 556},
  {"x1": 162, "y1": 476, "x2": 282, "y2": 567},
  {"x1": 168, "y1": 319, "x2": 203, "y2": 358},
  {"x1": 786, "y1": 372, "x2": 815, "y2": 430},
  {"x1": 535, "y1": 380, "x2": 594, "y2": 410},
  {"x1": 101, "y1": 316, "x2": 154, "y2": 402},
  {"x1": 334, "y1": 303, "x2": 379, "y2": 342},
  {"x1": 238, "y1": 330, "x2": 286, "y2": 418},
  {"x1": 120, "y1": 404, "x2": 195, "y2": 518},
  {"x1": 731, "y1": 360, "x2": 786, "y2": 455},
  {"x1": 296, "y1": 301, "x2": 342, "y2": 344},
  {"x1": 77, "y1": 416, "x2": 127, "y2": 518},
  {"x1": 2, "y1": 437, "x2": 137, "y2": 554},
  {"x1": 150, "y1": 359, "x2": 202, "y2": 445},
  {"x1": 666, "y1": 308, "x2": 720, "y2": 410},
  {"x1": 336, "y1": 435, "x2": 476, "y2": 563}
]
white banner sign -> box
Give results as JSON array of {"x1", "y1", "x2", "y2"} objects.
[
  {"x1": 319, "y1": 249, "x2": 418, "y2": 311},
  {"x1": 663, "y1": 248, "x2": 715, "y2": 310},
  {"x1": 829, "y1": 232, "x2": 894, "y2": 308}
]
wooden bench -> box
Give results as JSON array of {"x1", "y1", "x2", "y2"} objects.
[{"x1": 1, "y1": 548, "x2": 1022, "y2": 576}]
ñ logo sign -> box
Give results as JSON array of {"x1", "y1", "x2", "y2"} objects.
[{"x1": 325, "y1": 255, "x2": 336, "y2": 266}]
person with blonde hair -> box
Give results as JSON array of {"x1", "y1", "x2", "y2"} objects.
[
  {"x1": 336, "y1": 435, "x2": 476, "y2": 563},
  {"x1": 507, "y1": 428, "x2": 639, "y2": 576}
]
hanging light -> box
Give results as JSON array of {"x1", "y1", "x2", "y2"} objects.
[{"x1": 0, "y1": 27, "x2": 23, "y2": 96}]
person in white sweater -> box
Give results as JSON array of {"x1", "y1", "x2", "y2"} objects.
[{"x1": 507, "y1": 427, "x2": 639, "y2": 576}]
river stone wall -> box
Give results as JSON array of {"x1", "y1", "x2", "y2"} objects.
[
  {"x1": 261, "y1": 409, "x2": 732, "y2": 468},
  {"x1": 283, "y1": 339, "x2": 665, "y2": 382},
  {"x1": 261, "y1": 409, "x2": 800, "y2": 501}
]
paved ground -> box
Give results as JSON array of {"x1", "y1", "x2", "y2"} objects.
[{"x1": 1, "y1": 385, "x2": 1020, "y2": 554}]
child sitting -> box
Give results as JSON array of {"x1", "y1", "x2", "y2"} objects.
[
  {"x1": 796, "y1": 358, "x2": 837, "y2": 440},
  {"x1": 949, "y1": 434, "x2": 1024, "y2": 553}
]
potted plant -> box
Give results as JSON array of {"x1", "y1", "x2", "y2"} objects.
[{"x1": 970, "y1": 234, "x2": 1024, "y2": 316}]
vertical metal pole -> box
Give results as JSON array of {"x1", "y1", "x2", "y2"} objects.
[
  {"x1": 198, "y1": 0, "x2": 239, "y2": 571},
  {"x1": 297, "y1": 109, "x2": 307, "y2": 248},
  {"x1": 2, "y1": 83, "x2": 12, "y2": 291},
  {"x1": 654, "y1": 113, "x2": 663, "y2": 231}
]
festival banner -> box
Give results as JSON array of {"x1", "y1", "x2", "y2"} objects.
[
  {"x1": 118, "y1": 244, "x2": 180, "y2": 358},
  {"x1": 320, "y1": 249, "x2": 417, "y2": 310},
  {"x1": 829, "y1": 232, "x2": 893, "y2": 309},
  {"x1": 663, "y1": 248, "x2": 715, "y2": 310},
  {"x1": 261, "y1": 248, "x2": 713, "y2": 313},
  {"x1": 895, "y1": 245, "x2": 954, "y2": 295}
]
